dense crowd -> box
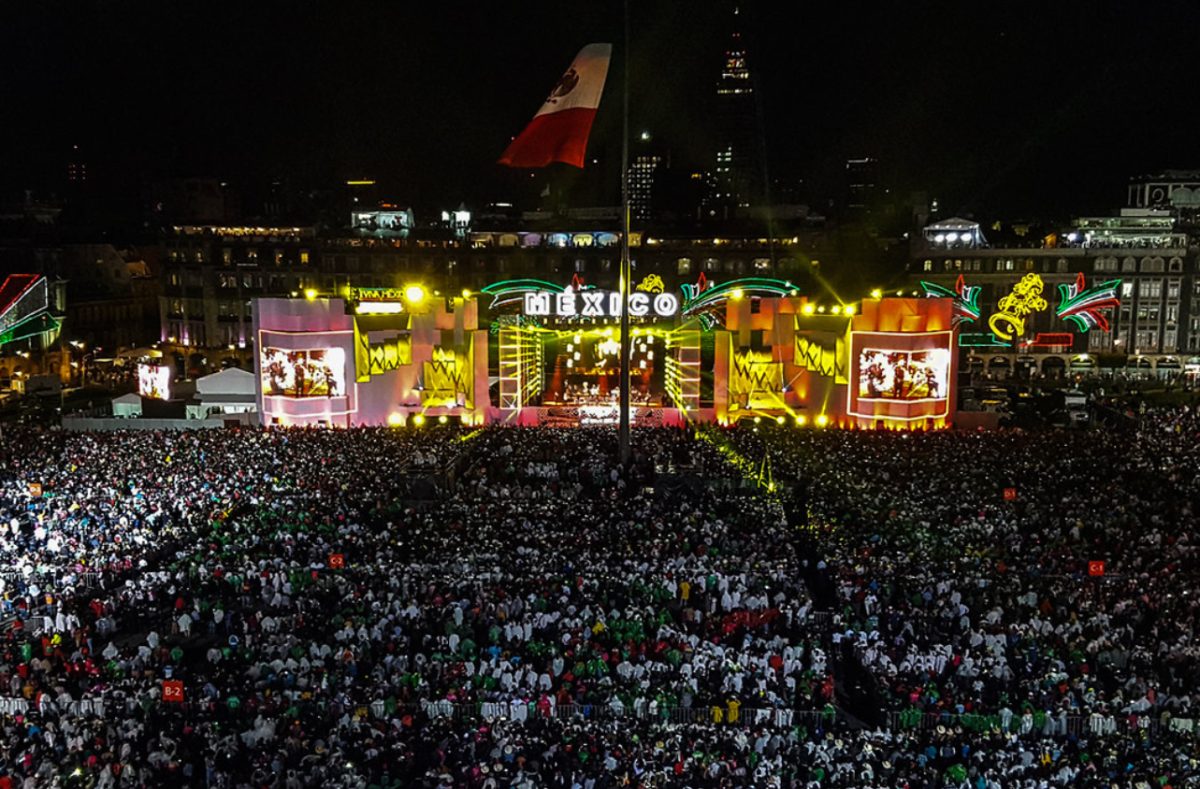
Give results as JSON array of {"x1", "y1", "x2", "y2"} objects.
[
  {"x1": 0, "y1": 417, "x2": 1194, "y2": 786},
  {"x1": 727, "y1": 407, "x2": 1200, "y2": 787}
]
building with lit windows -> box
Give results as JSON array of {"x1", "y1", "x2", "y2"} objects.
[
  {"x1": 703, "y1": 7, "x2": 763, "y2": 220},
  {"x1": 1128, "y1": 170, "x2": 1200, "y2": 216},
  {"x1": 629, "y1": 143, "x2": 664, "y2": 222},
  {"x1": 908, "y1": 209, "x2": 1199, "y2": 379},
  {"x1": 845, "y1": 157, "x2": 879, "y2": 216}
]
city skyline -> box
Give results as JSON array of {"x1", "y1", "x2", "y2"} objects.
[{"x1": 2, "y1": 1, "x2": 1200, "y2": 219}]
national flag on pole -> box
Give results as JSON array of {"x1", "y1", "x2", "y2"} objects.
[{"x1": 499, "y1": 43, "x2": 612, "y2": 169}]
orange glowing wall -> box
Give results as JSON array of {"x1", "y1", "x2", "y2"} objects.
[{"x1": 719, "y1": 296, "x2": 957, "y2": 429}]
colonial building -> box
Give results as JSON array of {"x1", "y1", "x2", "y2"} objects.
[{"x1": 907, "y1": 211, "x2": 1199, "y2": 379}]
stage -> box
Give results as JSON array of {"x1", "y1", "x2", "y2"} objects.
[{"x1": 253, "y1": 280, "x2": 960, "y2": 431}]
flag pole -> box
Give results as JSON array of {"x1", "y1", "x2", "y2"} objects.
[{"x1": 617, "y1": 0, "x2": 632, "y2": 464}]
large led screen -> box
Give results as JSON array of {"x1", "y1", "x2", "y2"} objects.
[
  {"x1": 260, "y1": 348, "x2": 346, "y2": 397},
  {"x1": 858, "y1": 348, "x2": 950, "y2": 400},
  {"x1": 137, "y1": 364, "x2": 171, "y2": 400}
]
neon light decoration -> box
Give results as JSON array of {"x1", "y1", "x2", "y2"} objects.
[
  {"x1": 959, "y1": 332, "x2": 1012, "y2": 348},
  {"x1": 920, "y1": 275, "x2": 981, "y2": 324},
  {"x1": 988, "y1": 273, "x2": 1048, "y2": 341},
  {"x1": 0, "y1": 275, "x2": 58, "y2": 348},
  {"x1": 1056, "y1": 273, "x2": 1121, "y2": 332},
  {"x1": 480, "y1": 279, "x2": 567, "y2": 310},
  {"x1": 1027, "y1": 332, "x2": 1075, "y2": 348},
  {"x1": 635, "y1": 274, "x2": 665, "y2": 293},
  {"x1": 681, "y1": 276, "x2": 795, "y2": 327}
]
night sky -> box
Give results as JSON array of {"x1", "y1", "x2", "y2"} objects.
[{"x1": 3, "y1": 0, "x2": 1199, "y2": 218}]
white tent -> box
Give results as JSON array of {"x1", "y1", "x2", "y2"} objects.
[
  {"x1": 188, "y1": 367, "x2": 257, "y2": 420},
  {"x1": 111, "y1": 392, "x2": 142, "y2": 418}
]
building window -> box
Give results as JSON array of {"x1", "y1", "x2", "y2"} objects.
[
  {"x1": 677, "y1": 258, "x2": 692, "y2": 275},
  {"x1": 923, "y1": 260, "x2": 934, "y2": 272},
  {"x1": 1169, "y1": 257, "x2": 1183, "y2": 272},
  {"x1": 300, "y1": 250, "x2": 310, "y2": 264}
]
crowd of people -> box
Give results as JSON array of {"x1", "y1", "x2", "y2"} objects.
[
  {"x1": 0, "y1": 416, "x2": 1194, "y2": 786},
  {"x1": 726, "y1": 406, "x2": 1200, "y2": 786}
]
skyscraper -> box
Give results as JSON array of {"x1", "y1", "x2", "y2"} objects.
[
  {"x1": 629, "y1": 131, "x2": 665, "y2": 223},
  {"x1": 704, "y1": 6, "x2": 763, "y2": 220},
  {"x1": 845, "y1": 157, "x2": 879, "y2": 217}
]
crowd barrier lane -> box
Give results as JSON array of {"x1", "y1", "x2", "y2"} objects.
[
  {"x1": 0, "y1": 697, "x2": 106, "y2": 718},
  {"x1": 883, "y1": 709, "x2": 1180, "y2": 738},
  {"x1": 0, "y1": 569, "x2": 111, "y2": 634},
  {"x1": 410, "y1": 701, "x2": 835, "y2": 729},
  {"x1": 0, "y1": 570, "x2": 103, "y2": 589}
]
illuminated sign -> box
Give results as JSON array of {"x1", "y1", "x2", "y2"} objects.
[
  {"x1": 523, "y1": 289, "x2": 679, "y2": 319},
  {"x1": 349, "y1": 287, "x2": 408, "y2": 303},
  {"x1": 989, "y1": 273, "x2": 1048, "y2": 341}
]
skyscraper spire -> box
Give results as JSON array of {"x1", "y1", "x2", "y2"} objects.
[{"x1": 704, "y1": 4, "x2": 763, "y2": 220}]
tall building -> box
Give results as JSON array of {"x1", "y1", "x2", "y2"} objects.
[
  {"x1": 845, "y1": 157, "x2": 879, "y2": 216},
  {"x1": 65, "y1": 144, "x2": 88, "y2": 185},
  {"x1": 704, "y1": 6, "x2": 762, "y2": 220},
  {"x1": 629, "y1": 132, "x2": 665, "y2": 223}
]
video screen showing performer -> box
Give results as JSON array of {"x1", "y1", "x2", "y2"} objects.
[
  {"x1": 137, "y1": 364, "x2": 171, "y2": 400},
  {"x1": 260, "y1": 347, "x2": 346, "y2": 398},
  {"x1": 858, "y1": 348, "x2": 950, "y2": 400}
]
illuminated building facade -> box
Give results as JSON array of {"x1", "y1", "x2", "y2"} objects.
[
  {"x1": 909, "y1": 210, "x2": 1194, "y2": 379},
  {"x1": 158, "y1": 223, "x2": 836, "y2": 368}
]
